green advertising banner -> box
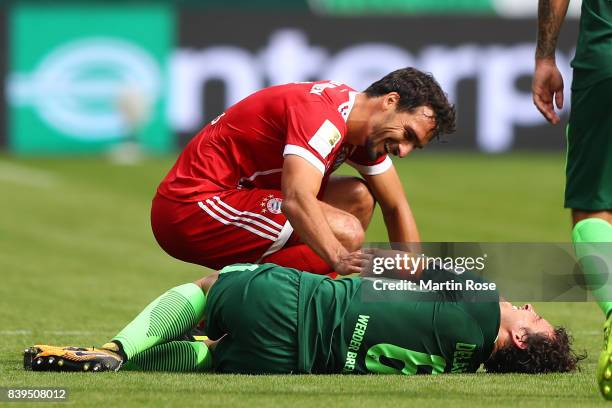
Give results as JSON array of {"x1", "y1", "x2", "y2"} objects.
[
  {"x1": 8, "y1": 4, "x2": 174, "y2": 154},
  {"x1": 310, "y1": 0, "x2": 493, "y2": 15},
  {"x1": 308, "y1": 0, "x2": 582, "y2": 17}
]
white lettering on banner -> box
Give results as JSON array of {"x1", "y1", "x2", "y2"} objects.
[
  {"x1": 7, "y1": 29, "x2": 575, "y2": 151},
  {"x1": 419, "y1": 45, "x2": 480, "y2": 108},
  {"x1": 169, "y1": 29, "x2": 574, "y2": 152},
  {"x1": 260, "y1": 30, "x2": 328, "y2": 86},
  {"x1": 321, "y1": 44, "x2": 414, "y2": 92},
  {"x1": 169, "y1": 47, "x2": 262, "y2": 133}
]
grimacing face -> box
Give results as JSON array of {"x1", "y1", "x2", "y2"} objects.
[{"x1": 365, "y1": 105, "x2": 437, "y2": 161}]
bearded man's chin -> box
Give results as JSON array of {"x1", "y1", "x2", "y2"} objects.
[{"x1": 364, "y1": 138, "x2": 381, "y2": 161}]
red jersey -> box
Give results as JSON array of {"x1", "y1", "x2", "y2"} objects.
[{"x1": 157, "y1": 81, "x2": 393, "y2": 202}]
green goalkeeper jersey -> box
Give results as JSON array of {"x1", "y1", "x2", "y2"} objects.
[
  {"x1": 299, "y1": 270, "x2": 500, "y2": 375},
  {"x1": 571, "y1": 0, "x2": 612, "y2": 89}
]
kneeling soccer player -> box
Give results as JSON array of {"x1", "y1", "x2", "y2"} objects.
[{"x1": 24, "y1": 263, "x2": 583, "y2": 374}]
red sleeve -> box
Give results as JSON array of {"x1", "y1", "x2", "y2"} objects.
[
  {"x1": 347, "y1": 146, "x2": 393, "y2": 175},
  {"x1": 283, "y1": 102, "x2": 345, "y2": 175}
]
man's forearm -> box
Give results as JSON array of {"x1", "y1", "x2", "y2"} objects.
[
  {"x1": 382, "y1": 204, "x2": 420, "y2": 244},
  {"x1": 363, "y1": 167, "x2": 420, "y2": 246},
  {"x1": 536, "y1": 0, "x2": 570, "y2": 60},
  {"x1": 282, "y1": 194, "x2": 346, "y2": 267}
]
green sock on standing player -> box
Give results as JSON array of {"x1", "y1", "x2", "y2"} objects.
[{"x1": 572, "y1": 218, "x2": 612, "y2": 317}]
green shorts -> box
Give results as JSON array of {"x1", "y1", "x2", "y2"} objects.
[
  {"x1": 204, "y1": 263, "x2": 301, "y2": 374},
  {"x1": 203, "y1": 263, "x2": 361, "y2": 374},
  {"x1": 566, "y1": 78, "x2": 612, "y2": 210}
]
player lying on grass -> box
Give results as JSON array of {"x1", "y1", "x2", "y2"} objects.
[{"x1": 24, "y1": 263, "x2": 583, "y2": 375}]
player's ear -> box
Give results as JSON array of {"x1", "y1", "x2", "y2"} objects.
[
  {"x1": 383, "y1": 92, "x2": 400, "y2": 110},
  {"x1": 510, "y1": 328, "x2": 528, "y2": 350}
]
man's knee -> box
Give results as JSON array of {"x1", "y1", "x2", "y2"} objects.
[
  {"x1": 572, "y1": 209, "x2": 612, "y2": 226},
  {"x1": 322, "y1": 176, "x2": 376, "y2": 230},
  {"x1": 341, "y1": 213, "x2": 365, "y2": 251},
  {"x1": 351, "y1": 178, "x2": 376, "y2": 215},
  {"x1": 338, "y1": 178, "x2": 375, "y2": 230}
]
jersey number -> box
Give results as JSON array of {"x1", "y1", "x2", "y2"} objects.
[
  {"x1": 365, "y1": 343, "x2": 445, "y2": 375},
  {"x1": 219, "y1": 263, "x2": 259, "y2": 274}
]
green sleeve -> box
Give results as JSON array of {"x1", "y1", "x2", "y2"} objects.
[{"x1": 434, "y1": 304, "x2": 486, "y2": 373}]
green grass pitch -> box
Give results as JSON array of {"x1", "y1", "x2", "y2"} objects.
[{"x1": 0, "y1": 152, "x2": 607, "y2": 407}]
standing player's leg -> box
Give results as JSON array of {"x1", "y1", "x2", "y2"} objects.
[
  {"x1": 567, "y1": 78, "x2": 612, "y2": 315},
  {"x1": 579, "y1": 216, "x2": 612, "y2": 399},
  {"x1": 565, "y1": 78, "x2": 612, "y2": 398},
  {"x1": 573, "y1": 215, "x2": 612, "y2": 316}
]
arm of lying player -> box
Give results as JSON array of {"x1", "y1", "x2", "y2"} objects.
[{"x1": 281, "y1": 155, "x2": 372, "y2": 275}]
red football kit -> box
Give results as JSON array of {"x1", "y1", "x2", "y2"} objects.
[{"x1": 152, "y1": 81, "x2": 392, "y2": 271}]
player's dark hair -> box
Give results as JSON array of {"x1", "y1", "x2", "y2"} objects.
[
  {"x1": 364, "y1": 67, "x2": 456, "y2": 138},
  {"x1": 483, "y1": 327, "x2": 586, "y2": 374}
]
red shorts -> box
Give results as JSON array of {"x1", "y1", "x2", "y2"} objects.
[{"x1": 151, "y1": 190, "x2": 294, "y2": 270}]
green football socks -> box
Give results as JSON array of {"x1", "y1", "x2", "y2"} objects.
[
  {"x1": 122, "y1": 340, "x2": 212, "y2": 372},
  {"x1": 111, "y1": 283, "x2": 207, "y2": 360},
  {"x1": 572, "y1": 218, "x2": 612, "y2": 317}
]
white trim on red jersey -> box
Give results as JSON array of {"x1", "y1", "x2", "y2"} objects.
[
  {"x1": 283, "y1": 144, "x2": 326, "y2": 174},
  {"x1": 238, "y1": 168, "x2": 283, "y2": 186},
  {"x1": 338, "y1": 91, "x2": 358, "y2": 122},
  {"x1": 347, "y1": 156, "x2": 393, "y2": 176}
]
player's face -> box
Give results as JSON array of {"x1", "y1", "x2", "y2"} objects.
[
  {"x1": 504, "y1": 302, "x2": 555, "y2": 339},
  {"x1": 365, "y1": 104, "x2": 437, "y2": 161}
]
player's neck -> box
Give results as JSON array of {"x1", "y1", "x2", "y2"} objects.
[
  {"x1": 345, "y1": 93, "x2": 371, "y2": 145},
  {"x1": 492, "y1": 329, "x2": 506, "y2": 355},
  {"x1": 493, "y1": 302, "x2": 512, "y2": 354}
]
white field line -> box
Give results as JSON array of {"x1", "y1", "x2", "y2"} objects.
[
  {"x1": 0, "y1": 330, "x2": 31, "y2": 335},
  {"x1": 0, "y1": 330, "x2": 103, "y2": 336},
  {"x1": 0, "y1": 161, "x2": 60, "y2": 188},
  {"x1": 581, "y1": 330, "x2": 602, "y2": 336}
]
